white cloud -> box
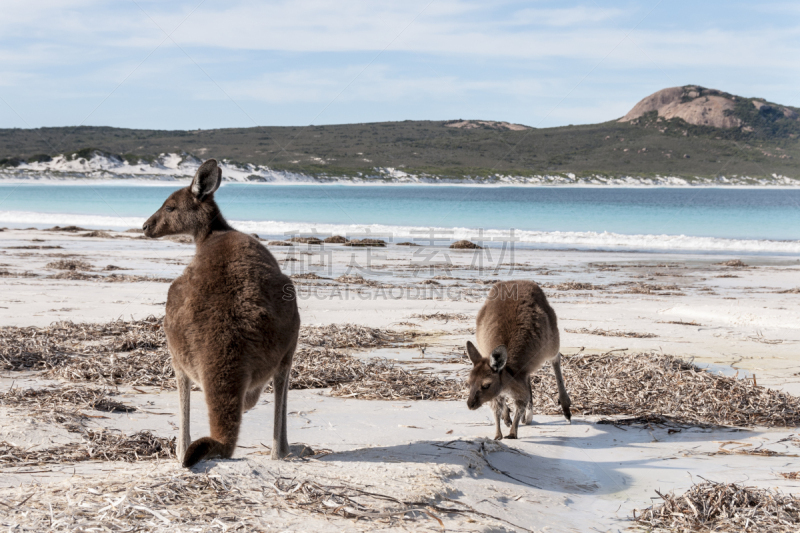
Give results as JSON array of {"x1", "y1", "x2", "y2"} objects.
[{"x1": 1, "y1": 0, "x2": 799, "y2": 129}]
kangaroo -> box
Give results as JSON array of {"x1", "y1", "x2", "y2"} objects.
[
  {"x1": 143, "y1": 159, "x2": 302, "y2": 467},
  {"x1": 466, "y1": 280, "x2": 571, "y2": 440}
]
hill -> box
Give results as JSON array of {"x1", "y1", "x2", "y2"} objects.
[{"x1": 1, "y1": 86, "x2": 798, "y2": 182}]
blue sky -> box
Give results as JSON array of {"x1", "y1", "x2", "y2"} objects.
[{"x1": 1, "y1": 0, "x2": 799, "y2": 130}]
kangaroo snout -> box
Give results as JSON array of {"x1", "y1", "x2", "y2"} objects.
[
  {"x1": 142, "y1": 217, "x2": 156, "y2": 238},
  {"x1": 467, "y1": 395, "x2": 480, "y2": 410}
]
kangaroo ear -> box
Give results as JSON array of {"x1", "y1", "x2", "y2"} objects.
[
  {"x1": 191, "y1": 159, "x2": 222, "y2": 200},
  {"x1": 466, "y1": 341, "x2": 483, "y2": 366},
  {"x1": 489, "y1": 345, "x2": 507, "y2": 373}
]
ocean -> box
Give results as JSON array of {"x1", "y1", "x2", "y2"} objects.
[{"x1": 0, "y1": 183, "x2": 799, "y2": 255}]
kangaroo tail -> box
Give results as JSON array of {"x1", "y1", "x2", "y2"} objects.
[{"x1": 182, "y1": 437, "x2": 235, "y2": 468}]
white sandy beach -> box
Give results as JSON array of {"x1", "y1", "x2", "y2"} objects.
[{"x1": 1, "y1": 226, "x2": 799, "y2": 531}]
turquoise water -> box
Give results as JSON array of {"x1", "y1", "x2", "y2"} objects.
[{"x1": 0, "y1": 184, "x2": 799, "y2": 254}]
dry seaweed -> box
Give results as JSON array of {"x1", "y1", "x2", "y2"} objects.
[
  {"x1": 548, "y1": 281, "x2": 599, "y2": 291},
  {"x1": 718, "y1": 259, "x2": 748, "y2": 267},
  {"x1": 324, "y1": 235, "x2": 348, "y2": 243},
  {"x1": 267, "y1": 240, "x2": 293, "y2": 246},
  {"x1": 2, "y1": 319, "x2": 403, "y2": 391},
  {"x1": 0, "y1": 385, "x2": 135, "y2": 426},
  {"x1": 777, "y1": 287, "x2": 800, "y2": 294},
  {"x1": 3, "y1": 245, "x2": 62, "y2": 249},
  {"x1": 0, "y1": 467, "x2": 508, "y2": 532},
  {"x1": 0, "y1": 316, "x2": 173, "y2": 386},
  {"x1": 588, "y1": 262, "x2": 621, "y2": 271},
  {"x1": 0, "y1": 430, "x2": 174, "y2": 466},
  {"x1": 634, "y1": 481, "x2": 800, "y2": 532},
  {"x1": 530, "y1": 352, "x2": 800, "y2": 428},
  {"x1": 410, "y1": 312, "x2": 471, "y2": 322},
  {"x1": 597, "y1": 414, "x2": 716, "y2": 430},
  {"x1": 565, "y1": 327, "x2": 658, "y2": 338},
  {"x1": 623, "y1": 283, "x2": 681, "y2": 294},
  {"x1": 102, "y1": 273, "x2": 173, "y2": 283},
  {"x1": 330, "y1": 360, "x2": 464, "y2": 401},
  {"x1": 661, "y1": 320, "x2": 703, "y2": 326},
  {"x1": 4, "y1": 320, "x2": 800, "y2": 427},
  {"x1": 288, "y1": 346, "x2": 458, "y2": 400},
  {"x1": 48, "y1": 271, "x2": 99, "y2": 280},
  {"x1": 300, "y1": 323, "x2": 397, "y2": 349},
  {"x1": 47, "y1": 271, "x2": 171, "y2": 283},
  {"x1": 708, "y1": 440, "x2": 797, "y2": 457},
  {"x1": 335, "y1": 274, "x2": 381, "y2": 286},
  {"x1": 344, "y1": 238, "x2": 387, "y2": 247},
  {"x1": 45, "y1": 259, "x2": 93, "y2": 271},
  {"x1": 45, "y1": 225, "x2": 89, "y2": 232},
  {"x1": 0, "y1": 269, "x2": 38, "y2": 278},
  {"x1": 291, "y1": 272, "x2": 327, "y2": 280}
]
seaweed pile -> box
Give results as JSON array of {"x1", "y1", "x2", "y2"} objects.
[{"x1": 634, "y1": 481, "x2": 800, "y2": 532}]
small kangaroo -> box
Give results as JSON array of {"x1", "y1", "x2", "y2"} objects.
[
  {"x1": 143, "y1": 159, "x2": 302, "y2": 467},
  {"x1": 466, "y1": 280, "x2": 571, "y2": 440}
]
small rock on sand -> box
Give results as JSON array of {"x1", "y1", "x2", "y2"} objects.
[
  {"x1": 449, "y1": 240, "x2": 482, "y2": 249},
  {"x1": 288, "y1": 236, "x2": 323, "y2": 244},
  {"x1": 82, "y1": 231, "x2": 113, "y2": 238}
]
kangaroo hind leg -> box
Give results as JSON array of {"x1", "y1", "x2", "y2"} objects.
[
  {"x1": 271, "y1": 358, "x2": 291, "y2": 460},
  {"x1": 176, "y1": 370, "x2": 192, "y2": 462},
  {"x1": 506, "y1": 399, "x2": 526, "y2": 439},
  {"x1": 523, "y1": 380, "x2": 534, "y2": 425}
]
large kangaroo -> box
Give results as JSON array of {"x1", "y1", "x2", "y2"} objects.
[
  {"x1": 466, "y1": 280, "x2": 571, "y2": 440},
  {"x1": 143, "y1": 159, "x2": 301, "y2": 467}
]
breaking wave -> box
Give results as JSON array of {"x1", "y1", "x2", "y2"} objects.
[{"x1": 1, "y1": 210, "x2": 798, "y2": 255}]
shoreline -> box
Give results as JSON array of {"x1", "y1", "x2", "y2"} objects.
[{"x1": 4, "y1": 174, "x2": 800, "y2": 188}]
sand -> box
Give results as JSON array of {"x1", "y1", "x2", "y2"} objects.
[{"x1": 1, "y1": 227, "x2": 799, "y2": 531}]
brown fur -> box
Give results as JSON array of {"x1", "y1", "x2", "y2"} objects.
[
  {"x1": 466, "y1": 280, "x2": 571, "y2": 440},
  {"x1": 143, "y1": 159, "x2": 301, "y2": 467}
]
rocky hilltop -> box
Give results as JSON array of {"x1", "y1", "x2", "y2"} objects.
[{"x1": 619, "y1": 85, "x2": 800, "y2": 137}]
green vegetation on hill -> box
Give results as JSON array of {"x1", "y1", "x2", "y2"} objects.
[{"x1": 0, "y1": 105, "x2": 798, "y2": 180}]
